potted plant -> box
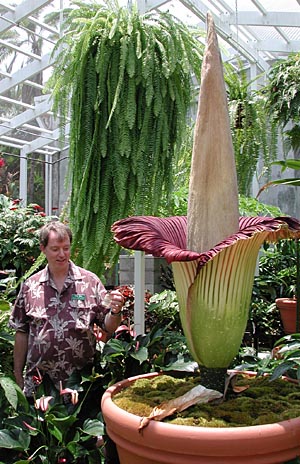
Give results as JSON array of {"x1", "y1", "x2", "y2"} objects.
[
  {"x1": 258, "y1": 159, "x2": 300, "y2": 334},
  {"x1": 275, "y1": 237, "x2": 299, "y2": 334},
  {"x1": 101, "y1": 13, "x2": 300, "y2": 464}
]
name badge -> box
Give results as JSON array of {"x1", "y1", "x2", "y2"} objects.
[{"x1": 71, "y1": 294, "x2": 86, "y2": 301}]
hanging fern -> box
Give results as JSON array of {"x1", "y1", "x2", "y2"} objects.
[
  {"x1": 49, "y1": 0, "x2": 203, "y2": 277},
  {"x1": 265, "y1": 52, "x2": 300, "y2": 152},
  {"x1": 225, "y1": 61, "x2": 278, "y2": 196}
]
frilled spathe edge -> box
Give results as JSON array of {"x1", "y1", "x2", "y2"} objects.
[{"x1": 112, "y1": 215, "x2": 300, "y2": 266}]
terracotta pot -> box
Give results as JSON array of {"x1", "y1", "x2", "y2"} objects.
[
  {"x1": 276, "y1": 297, "x2": 298, "y2": 334},
  {"x1": 101, "y1": 372, "x2": 300, "y2": 464}
]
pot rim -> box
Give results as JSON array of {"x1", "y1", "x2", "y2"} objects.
[{"x1": 101, "y1": 371, "x2": 300, "y2": 435}]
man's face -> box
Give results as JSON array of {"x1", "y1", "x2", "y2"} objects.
[{"x1": 40, "y1": 230, "x2": 71, "y2": 272}]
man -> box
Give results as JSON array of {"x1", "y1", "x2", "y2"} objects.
[{"x1": 9, "y1": 221, "x2": 124, "y2": 396}]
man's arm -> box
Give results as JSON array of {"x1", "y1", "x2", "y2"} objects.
[
  {"x1": 13, "y1": 331, "x2": 29, "y2": 390},
  {"x1": 104, "y1": 310, "x2": 122, "y2": 335},
  {"x1": 103, "y1": 290, "x2": 124, "y2": 336}
]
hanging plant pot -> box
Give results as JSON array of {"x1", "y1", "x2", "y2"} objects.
[
  {"x1": 276, "y1": 297, "x2": 298, "y2": 334},
  {"x1": 101, "y1": 372, "x2": 300, "y2": 464}
]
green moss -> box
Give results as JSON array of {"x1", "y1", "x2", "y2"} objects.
[{"x1": 113, "y1": 374, "x2": 300, "y2": 427}]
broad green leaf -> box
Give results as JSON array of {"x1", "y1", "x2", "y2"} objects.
[
  {"x1": 0, "y1": 376, "x2": 21, "y2": 410},
  {"x1": 81, "y1": 418, "x2": 104, "y2": 436},
  {"x1": 46, "y1": 413, "x2": 77, "y2": 442},
  {"x1": 13, "y1": 461, "x2": 31, "y2": 464},
  {"x1": 0, "y1": 429, "x2": 30, "y2": 450},
  {"x1": 273, "y1": 159, "x2": 300, "y2": 171},
  {"x1": 130, "y1": 346, "x2": 148, "y2": 364},
  {"x1": 270, "y1": 361, "x2": 295, "y2": 381}
]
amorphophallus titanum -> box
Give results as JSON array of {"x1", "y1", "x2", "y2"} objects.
[{"x1": 112, "y1": 13, "x2": 300, "y2": 392}]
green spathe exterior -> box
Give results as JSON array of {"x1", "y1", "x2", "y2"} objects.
[{"x1": 111, "y1": 13, "x2": 300, "y2": 382}]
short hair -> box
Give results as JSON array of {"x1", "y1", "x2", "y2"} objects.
[{"x1": 39, "y1": 221, "x2": 72, "y2": 247}]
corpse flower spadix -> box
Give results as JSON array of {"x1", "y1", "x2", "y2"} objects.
[{"x1": 112, "y1": 14, "x2": 300, "y2": 388}]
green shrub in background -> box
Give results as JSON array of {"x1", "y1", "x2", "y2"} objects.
[
  {"x1": 0, "y1": 304, "x2": 14, "y2": 377},
  {"x1": 249, "y1": 239, "x2": 297, "y2": 344},
  {"x1": 0, "y1": 194, "x2": 54, "y2": 278},
  {"x1": 254, "y1": 239, "x2": 297, "y2": 301}
]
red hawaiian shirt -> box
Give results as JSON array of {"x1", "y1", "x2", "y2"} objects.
[{"x1": 9, "y1": 261, "x2": 109, "y2": 396}]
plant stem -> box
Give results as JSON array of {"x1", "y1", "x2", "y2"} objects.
[{"x1": 199, "y1": 366, "x2": 227, "y2": 393}]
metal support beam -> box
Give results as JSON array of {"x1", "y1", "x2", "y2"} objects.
[
  {"x1": 21, "y1": 123, "x2": 70, "y2": 156},
  {"x1": 45, "y1": 152, "x2": 52, "y2": 215},
  {"x1": 257, "y1": 40, "x2": 300, "y2": 53},
  {"x1": 0, "y1": 97, "x2": 52, "y2": 137},
  {"x1": 231, "y1": 11, "x2": 300, "y2": 28},
  {"x1": 0, "y1": 53, "x2": 54, "y2": 95},
  {"x1": 19, "y1": 153, "x2": 27, "y2": 205},
  {"x1": 0, "y1": 39, "x2": 42, "y2": 60},
  {"x1": 134, "y1": 251, "x2": 145, "y2": 336},
  {"x1": 137, "y1": 0, "x2": 169, "y2": 13},
  {"x1": 0, "y1": 0, "x2": 53, "y2": 33}
]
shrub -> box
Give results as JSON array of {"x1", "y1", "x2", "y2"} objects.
[{"x1": 0, "y1": 195, "x2": 54, "y2": 278}]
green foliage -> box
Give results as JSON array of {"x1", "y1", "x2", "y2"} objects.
[
  {"x1": 248, "y1": 239, "x2": 297, "y2": 339},
  {"x1": 266, "y1": 53, "x2": 300, "y2": 127},
  {"x1": 49, "y1": 0, "x2": 203, "y2": 277},
  {"x1": 158, "y1": 125, "x2": 193, "y2": 217},
  {"x1": 101, "y1": 324, "x2": 193, "y2": 385},
  {"x1": 265, "y1": 52, "x2": 300, "y2": 151},
  {"x1": 225, "y1": 62, "x2": 278, "y2": 196},
  {"x1": 0, "y1": 304, "x2": 14, "y2": 377},
  {"x1": 0, "y1": 371, "x2": 105, "y2": 463},
  {"x1": 258, "y1": 159, "x2": 300, "y2": 195},
  {"x1": 148, "y1": 290, "x2": 182, "y2": 331},
  {"x1": 0, "y1": 195, "x2": 54, "y2": 278},
  {"x1": 116, "y1": 285, "x2": 182, "y2": 332},
  {"x1": 238, "y1": 194, "x2": 282, "y2": 217},
  {"x1": 236, "y1": 334, "x2": 300, "y2": 385},
  {"x1": 95, "y1": 286, "x2": 193, "y2": 384},
  {"x1": 254, "y1": 240, "x2": 297, "y2": 300}
]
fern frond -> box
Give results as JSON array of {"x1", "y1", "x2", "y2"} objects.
[{"x1": 50, "y1": 3, "x2": 203, "y2": 275}]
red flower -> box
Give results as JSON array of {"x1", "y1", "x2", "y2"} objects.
[
  {"x1": 0, "y1": 158, "x2": 5, "y2": 168},
  {"x1": 23, "y1": 421, "x2": 38, "y2": 431},
  {"x1": 32, "y1": 368, "x2": 43, "y2": 385},
  {"x1": 32, "y1": 204, "x2": 44, "y2": 211}
]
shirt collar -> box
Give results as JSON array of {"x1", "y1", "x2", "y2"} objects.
[{"x1": 38, "y1": 260, "x2": 83, "y2": 283}]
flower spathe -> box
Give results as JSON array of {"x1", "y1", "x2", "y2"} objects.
[
  {"x1": 35, "y1": 395, "x2": 54, "y2": 412},
  {"x1": 111, "y1": 13, "x2": 300, "y2": 372},
  {"x1": 59, "y1": 382, "x2": 79, "y2": 405},
  {"x1": 112, "y1": 215, "x2": 300, "y2": 368}
]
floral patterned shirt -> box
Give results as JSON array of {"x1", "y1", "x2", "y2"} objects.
[{"x1": 9, "y1": 261, "x2": 108, "y2": 396}]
